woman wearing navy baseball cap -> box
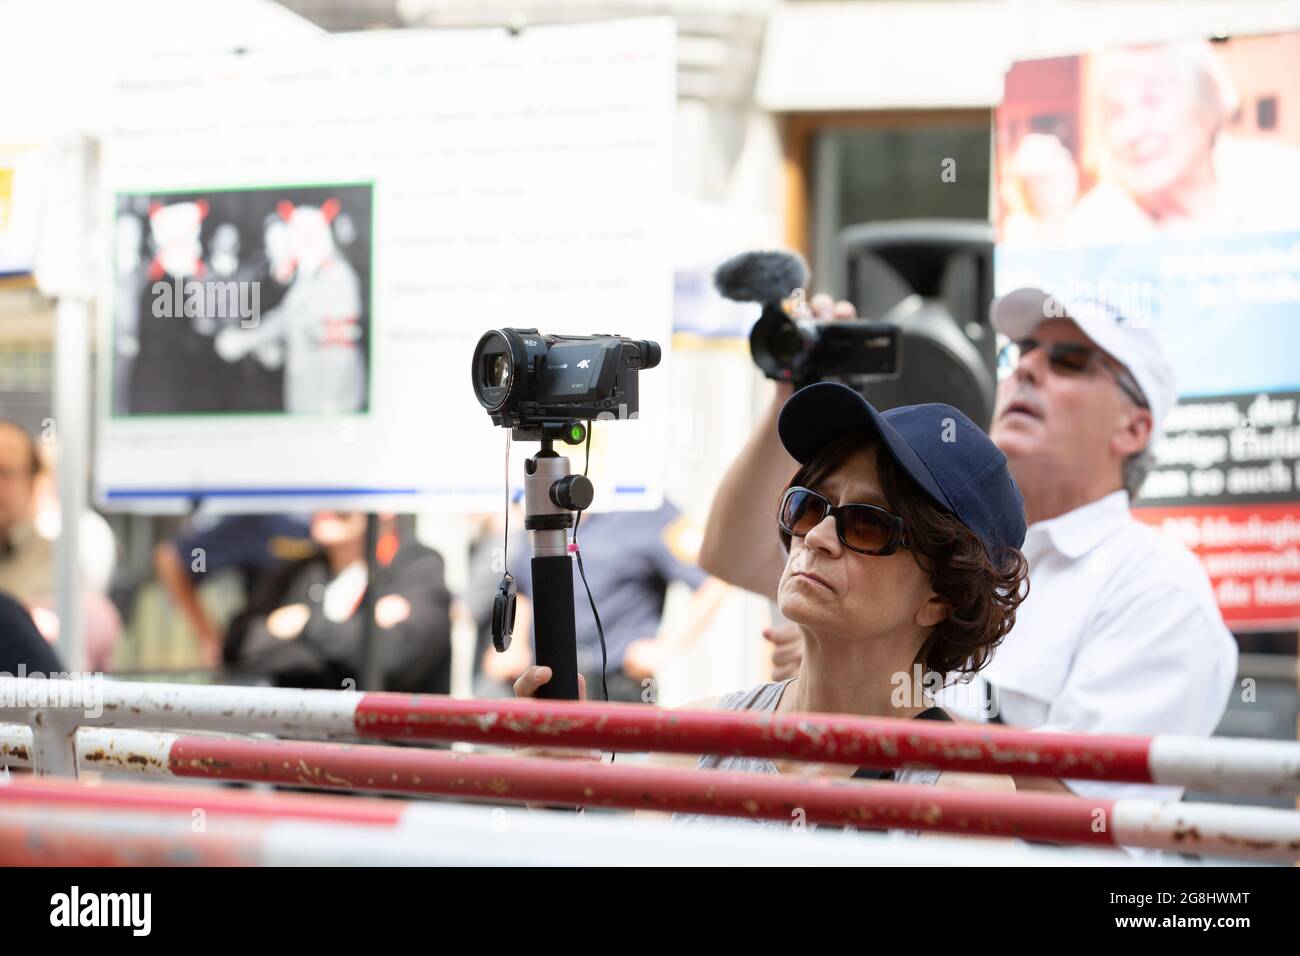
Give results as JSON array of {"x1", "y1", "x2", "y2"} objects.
[
  {"x1": 675, "y1": 382, "x2": 1029, "y2": 830},
  {"x1": 517, "y1": 382, "x2": 1030, "y2": 831},
  {"x1": 768, "y1": 380, "x2": 1028, "y2": 686}
]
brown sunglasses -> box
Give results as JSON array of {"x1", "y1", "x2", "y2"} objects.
[{"x1": 778, "y1": 486, "x2": 908, "y2": 556}]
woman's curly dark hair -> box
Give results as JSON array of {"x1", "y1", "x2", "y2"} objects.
[{"x1": 779, "y1": 433, "x2": 1029, "y2": 683}]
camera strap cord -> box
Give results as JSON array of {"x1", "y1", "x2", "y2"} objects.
[
  {"x1": 570, "y1": 425, "x2": 610, "y2": 700},
  {"x1": 570, "y1": 424, "x2": 617, "y2": 765},
  {"x1": 502, "y1": 429, "x2": 513, "y2": 596}
]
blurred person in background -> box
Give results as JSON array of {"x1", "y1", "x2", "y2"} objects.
[
  {"x1": 500, "y1": 500, "x2": 726, "y2": 703},
  {"x1": 0, "y1": 592, "x2": 62, "y2": 676},
  {"x1": 0, "y1": 419, "x2": 52, "y2": 603},
  {"x1": 154, "y1": 513, "x2": 313, "y2": 667},
  {"x1": 0, "y1": 420, "x2": 121, "y2": 670},
  {"x1": 1000, "y1": 132, "x2": 1079, "y2": 243},
  {"x1": 224, "y1": 511, "x2": 452, "y2": 694},
  {"x1": 461, "y1": 506, "x2": 533, "y2": 698}
]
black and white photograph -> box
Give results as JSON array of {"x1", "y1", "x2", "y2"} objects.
[{"x1": 112, "y1": 183, "x2": 372, "y2": 416}]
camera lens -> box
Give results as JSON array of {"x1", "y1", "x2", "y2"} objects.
[
  {"x1": 488, "y1": 353, "x2": 511, "y2": 388},
  {"x1": 471, "y1": 329, "x2": 522, "y2": 412}
]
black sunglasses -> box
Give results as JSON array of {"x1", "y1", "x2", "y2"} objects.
[
  {"x1": 998, "y1": 338, "x2": 1149, "y2": 408},
  {"x1": 778, "y1": 486, "x2": 908, "y2": 556}
]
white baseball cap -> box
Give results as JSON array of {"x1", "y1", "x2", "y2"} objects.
[{"x1": 992, "y1": 286, "x2": 1177, "y2": 438}]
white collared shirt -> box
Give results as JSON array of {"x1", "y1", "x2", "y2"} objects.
[{"x1": 938, "y1": 490, "x2": 1239, "y2": 805}]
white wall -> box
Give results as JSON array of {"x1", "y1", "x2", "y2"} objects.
[{"x1": 758, "y1": 0, "x2": 1300, "y2": 111}]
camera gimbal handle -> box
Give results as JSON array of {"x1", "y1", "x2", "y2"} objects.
[{"x1": 522, "y1": 441, "x2": 593, "y2": 701}]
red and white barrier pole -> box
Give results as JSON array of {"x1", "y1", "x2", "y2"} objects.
[
  {"x1": 0, "y1": 777, "x2": 1146, "y2": 868},
  {"x1": 4, "y1": 725, "x2": 1298, "y2": 861},
  {"x1": 0, "y1": 806, "x2": 267, "y2": 866},
  {"x1": 3, "y1": 677, "x2": 1299, "y2": 796},
  {"x1": 0, "y1": 758, "x2": 408, "y2": 827}
]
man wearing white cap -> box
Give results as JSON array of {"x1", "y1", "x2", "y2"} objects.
[
  {"x1": 700, "y1": 288, "x2": 1237, "y2": 806},
  {"x1": 946, "y1": 286, "x2": 1237, "y2": 803}
]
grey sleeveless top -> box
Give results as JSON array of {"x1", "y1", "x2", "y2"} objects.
[{"x1": 671, "y1": 678, "x2": 942, "y2": 836}]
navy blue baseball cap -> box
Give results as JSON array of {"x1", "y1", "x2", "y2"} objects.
[{"x1": 777, "y1": 383, "x2": 1026, "y2": 556}]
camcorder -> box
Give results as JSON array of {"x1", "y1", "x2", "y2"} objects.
[
  {"x1": 470, "y1": 327, "x2": 663, "y2": 700},
  {"x1": 715, "y1": 250, "x2": 900, "y2": 390},
  {"x1": 471, "y1": 328, "x2": 662, "y2": 441}
]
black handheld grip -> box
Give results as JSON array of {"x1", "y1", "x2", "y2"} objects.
[{"x1": 529, "y1": 554, "x2": 580, "y2": 700}]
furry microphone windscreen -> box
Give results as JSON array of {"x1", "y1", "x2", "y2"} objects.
[{"x1": 713, "y1": 250, "x2": 809, "y2": 304}]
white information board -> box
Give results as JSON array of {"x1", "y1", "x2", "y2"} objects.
[{"x1": 96, "y1": 19, "x2": 675, "y2": 514}]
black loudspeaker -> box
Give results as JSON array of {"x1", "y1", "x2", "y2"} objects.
[{"x1": 833, "y1": 220, "x2": 998, "y2": 429}]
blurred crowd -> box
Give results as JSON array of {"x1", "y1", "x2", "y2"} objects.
[{"x1": 0, "y1": 412, "x2": 722, "y2": 698}]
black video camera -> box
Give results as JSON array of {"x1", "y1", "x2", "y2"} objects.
[
  {"x1": 471, "y1": 329, "x2": 662, "y2": 441},
  {"x1": 715, "y1": 250, "x2": 899, "y2": 390}
]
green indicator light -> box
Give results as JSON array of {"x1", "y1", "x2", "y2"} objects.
[{"x1": 570, "y1": 423, "x2": 586, "y2": 442}]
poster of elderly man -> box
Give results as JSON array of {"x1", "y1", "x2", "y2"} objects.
[
  {"x1": 996, "y1": 31, "x2": 1300, "y2": 630},
  {"x1": 997, "y1": 34, "x2": 1300, "y2": 243},
  {"x1": 111, "y1": 182, "x2": 372, "y2": 417}
]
